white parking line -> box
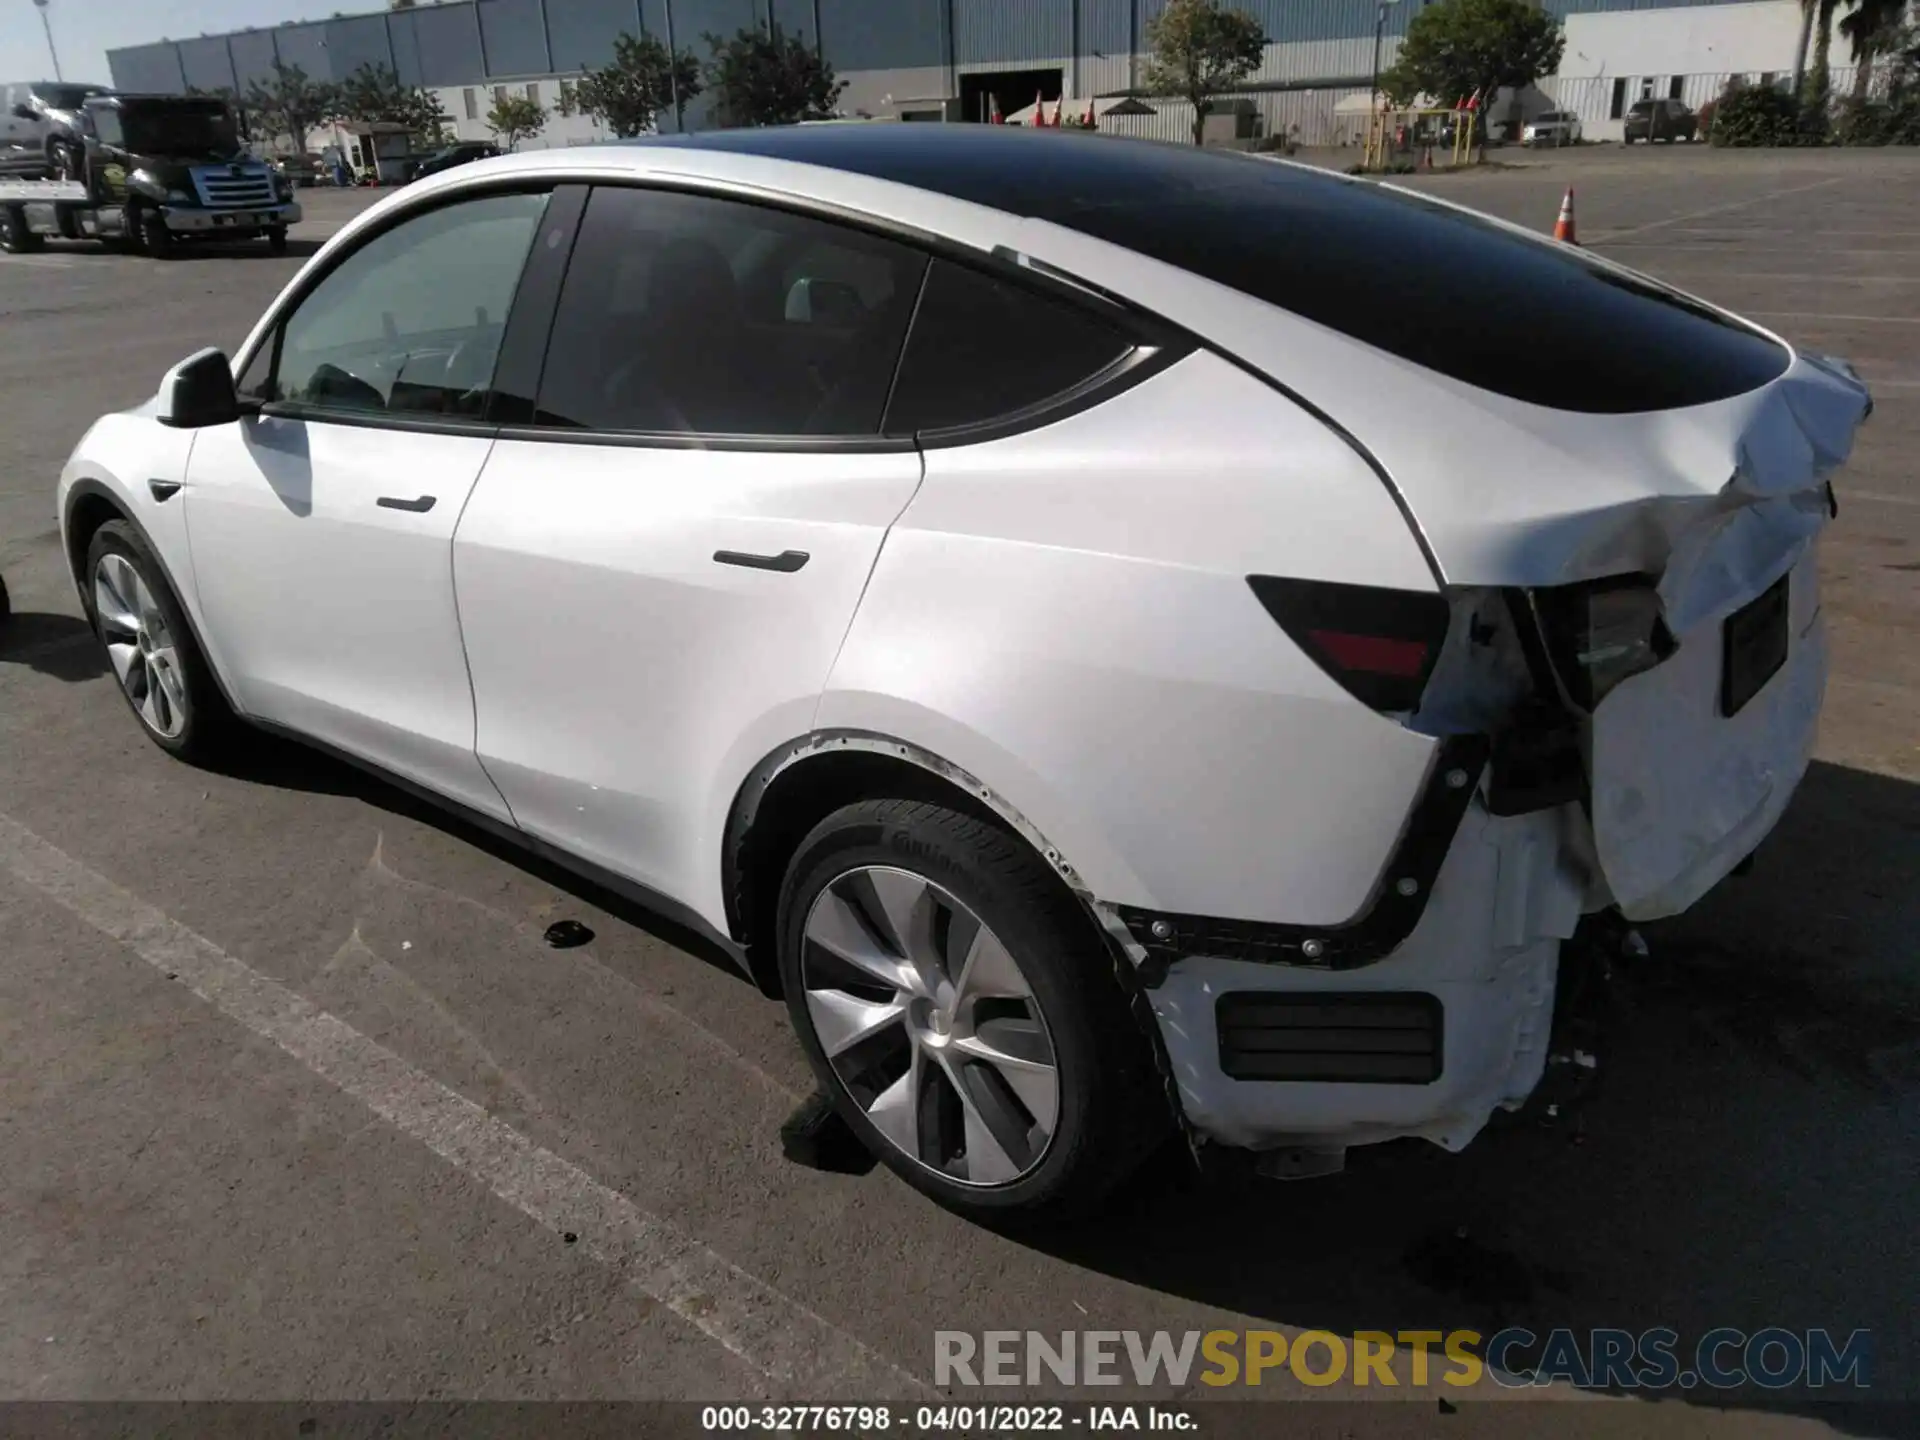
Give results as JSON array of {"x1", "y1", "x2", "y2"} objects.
[
  {"x1": 1744, "y1": 311, "x2": 1920, "y2": 325},
  {"x1": 1844, "y1": 490, "x2": 1920, "y2": 507},
  {"x1": 0, "y1": 811, "x2": 926, "y2": 1398},
  {"x1": 1587, "y1": 175, "x2": 1848, "y2": 242}
]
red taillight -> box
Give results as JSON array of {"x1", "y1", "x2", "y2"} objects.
[
  {"x1": 1248, "y1": 576, "x2": 1450, "y2": 713},
  {"x1": 1305, "y1": 629, "x2": 1432, "y2": 679}
]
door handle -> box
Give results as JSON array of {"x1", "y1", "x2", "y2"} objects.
[
  {"x1": 376, "y1": 495, "x2": 436, "y2": 513},
  {"x1": 713, "y1": 549, "x2": 809, "y2": 573}
]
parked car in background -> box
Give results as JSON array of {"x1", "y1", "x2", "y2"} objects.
[
  {"x1": 1522, "y1": 110, "x2": 1583, "y2": 147},
  {"x1": 1624, "y1": 97, "x2": 1698, "y2": 143},
  {"x1": 272, "y1": 152, "x2": 327, "y2": 188},
  {"x1": 408, "y1": 141, "x2": 501, "y2": 182},
  {"x1": 0, "y1": 81, "x2": 116, "y2": 178}
]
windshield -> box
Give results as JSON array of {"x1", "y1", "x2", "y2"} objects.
[
  {"x1": 1629, "y1": 101, "x2": 1655, "y2": 115},
  {"x1": 32, "y1": 84, "x2": 108, "y2": 109},
  {"x1": 118, "y1": 104, "x2": 241, "y2": 158}
]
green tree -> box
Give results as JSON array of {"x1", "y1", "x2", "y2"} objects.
[
  {"x1": 703, "y1": 24, "x2": 845, "y2": 127},
  {"x1": 1380, "y1": 0, "x2": 1565, "y2": 112},
  {"x1": 572, "y1": 30, "x2": 703, "y2": 137},
  {"x1": 486, "y1": 93, "x2": 548, "y2": 151},
  {"x1": 1841, "y1": 0, "x2": 1908, "y2": 101},
  {"x1": 334, "y1": 63, "x2": 448, "y2": 145},
  {"x1": 242, "y1": 60, "x2": 340, "y2": 154},
  {"x1": 1142, "y1": 0, "x2": 1267, "y2": 145}
]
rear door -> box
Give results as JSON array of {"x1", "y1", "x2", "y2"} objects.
[{"x1": 452, "y1": 183, "x2": 929, "y2": 925}]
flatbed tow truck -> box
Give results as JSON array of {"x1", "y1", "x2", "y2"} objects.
[{"x1": 0, "y1": 93, "x2": 299, "y2": 258}]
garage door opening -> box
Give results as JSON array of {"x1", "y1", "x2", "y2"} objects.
[{"x1": 960, "y1": 69, "x2": 1063, "y2": 124}]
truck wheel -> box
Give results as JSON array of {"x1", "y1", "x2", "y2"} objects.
[
  {"x1": 266, "y1": 227, "x2": 289, "y2": 255},
  {"x1": 138, "y1": 208, "x2": 174, "y2": 260},
  {"x1": 48, "y1": 140, "x2": 81, "y2": 181},
  {"x1": 0, "y1": 205, "x2": 44, "y2": 254}
]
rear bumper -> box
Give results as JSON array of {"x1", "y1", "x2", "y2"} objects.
[
  {"x1": 161, "y1": 202, "x2": 299, "y2": 233},
  {"x1": 1139, "y1": 798, "x2": 1584, "y2": 1153}
]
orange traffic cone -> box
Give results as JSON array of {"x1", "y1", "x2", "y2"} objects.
[{"x1": 1553, "y1": 186, "x2": 1578, "y2": 244}]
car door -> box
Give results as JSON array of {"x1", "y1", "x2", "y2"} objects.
[
  {"x1": 183, "y1": 187, "x2": 555, "y2": 821},
  {"x1": 452, "y1": 184, "x2": 929, "y2": 924}
]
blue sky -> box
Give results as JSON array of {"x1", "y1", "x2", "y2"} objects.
[{"x1": 1, "y1": 1, "x2": 338, "y2": 86}]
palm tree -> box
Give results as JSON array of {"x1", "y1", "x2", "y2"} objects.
[{"x1": 1841, "y1": 0, "x2": 1908, "y2": 101}]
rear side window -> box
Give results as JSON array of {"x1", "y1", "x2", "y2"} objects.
[
  {"x1": 533, "y1": 185, "x2": 927, "y2": 437},
  {"x1": 883, "y1": 261, "x2": 1135, "y2": 436}
]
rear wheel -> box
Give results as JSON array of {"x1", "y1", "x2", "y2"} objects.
[
  {"x1": 86, "y1": 520, "x2": 232, "y2": 761},
  {"x1": 0, "y1": 205, "x2": 43, "y2": 254},
  {"x1": 777, "y1": 798, "x2": 1168, "y2": 1221}
]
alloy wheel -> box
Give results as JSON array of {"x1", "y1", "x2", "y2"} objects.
[
  {"x1": 94, "y1": 553, "x2": 188, "y2": 739},
  {"x1": 801, "y1": 866, "x2": 1060, "y2": 1187}
]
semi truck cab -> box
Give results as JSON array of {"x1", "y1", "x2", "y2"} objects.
[{"x1": 0, "y1": 93, "x2": 300, "y2": 257}]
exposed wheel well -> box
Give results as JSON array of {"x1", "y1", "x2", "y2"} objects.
[
  {"x1": 65, "y1": 489, "x2": 128, "y2": 603},
  {"x1": 726, "y1": 746, "x2": 1043, "y2": 999}
]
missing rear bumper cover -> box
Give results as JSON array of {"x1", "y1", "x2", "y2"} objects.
[{"x1": 1113, "y1": 733, "x2": 1489, "y2": 977}]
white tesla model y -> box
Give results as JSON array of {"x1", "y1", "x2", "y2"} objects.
[{"x1": 58, "y1": 127, "x2": 1871, "y2": 1218}]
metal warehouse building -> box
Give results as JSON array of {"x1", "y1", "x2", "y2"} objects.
[{"x1": 106, "y1": 0, "x2": 1851, "y2": 150}]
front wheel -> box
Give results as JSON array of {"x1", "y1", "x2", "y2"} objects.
[
  {"x1": 266, "y1": 227, "x2": 288, "y2": 255},
  {"x1": 86, "y1": 520, "x2": 232, "y2": 761},
  {"x1": 48, "y1": 140, "x2": 81, "y2": 181},
  {"x1": 777, "y1": 798, "x2": 1169, "y2": 1221},
  {"x1": 137, "y1": 207, "x2": 174, "y2": 260}
]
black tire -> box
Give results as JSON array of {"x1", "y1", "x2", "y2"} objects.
[
  {"x1": 48, "y1": 140, "x2": 81, "y2": 181},
  {"x1": 777, "y1": 798, "x2": 1168, "y2": 1221},
  {"x1": 0, "y1": 205, "x2": 43, "y2": 254},
  {"x1": 84, "y1": 520, "x2": 233, "y2": 762},
  {"x1": 136, "y1": 206, "x2": 174, "y2": 260},
  {"x1": 266, "y1": 227, "x2": 289, "y2": 255}
]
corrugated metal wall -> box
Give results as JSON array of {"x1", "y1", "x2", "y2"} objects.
[
  {"x1": 122, "y1": 0, "x2": 1756, "y2": 120},
  {"x1": 479, "y1": 0, "x2": 554, "y2": 77},
  {"x1": 409, "y1": 5, "x2": 488, "y2": 88},
  {"x1": 821, "y1": 0, "x2": 946, "y2": 71},
  {"x1": 177, "y1": 37, "x2": 237, "y2": 94},
  {"x1": 1543, "y1": 0, "x2": 1758, "y2": 14},
  {"x1": 227, "y1": 31, "x2": 281, "y2": 93},
  {"x1": 327, "y1": 15, "x2": 401, "y2": 82},
  {"x1": 545, "y1": 0, "x2": 644, "y2": 74}
]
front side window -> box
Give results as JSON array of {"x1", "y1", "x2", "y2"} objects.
[
  {"x1": 266, "y1": 191, "x2": 548, "y2": 419},
  {"x1": 533, "y1": 185, "x2": 927, "y2": 436},
  {"x1": 883, "y1": 261, "x2": 1135, "y2": 436}
]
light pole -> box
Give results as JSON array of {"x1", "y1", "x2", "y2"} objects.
[
  {"x1": 1368, "y1": 0, "x2": 1400, "y2": 164},
  {"x1": 32, "y1": 0, "x2": 63, "y2": 82}
]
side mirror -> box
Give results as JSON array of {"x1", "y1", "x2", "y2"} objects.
[
  {"x1": 157, "y1": 348, "x2": 243, "y2": 429},
  {"x1": 11, "y1": 104, "x2": 34, "y2": 121}
]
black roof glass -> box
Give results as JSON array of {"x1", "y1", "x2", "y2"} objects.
[{"x1": 648, "y1": 125, "x2": 1789, "y2": 413}]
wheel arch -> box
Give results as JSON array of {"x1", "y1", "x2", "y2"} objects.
[
  {"x1": 722, "y1": 730, "x2": 1102, "y2": 1001},
  {"x1": 62, "y1": 476, "x2": 245, "y2": 718}
]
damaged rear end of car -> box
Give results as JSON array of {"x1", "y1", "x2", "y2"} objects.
[{"x1": 1002, "y1": 155, "x2": 1873, "y2": 1168}]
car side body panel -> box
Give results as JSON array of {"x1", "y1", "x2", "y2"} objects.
[
  {"x1": 454, "y1": 439, "x2": 926, "y2": 933},
  {"x1": 819, "y1": 348, "x2": 1443, "y2": 924}
]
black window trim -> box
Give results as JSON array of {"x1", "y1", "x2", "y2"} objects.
[
  {"x1": 229, "y1": 166, "x2": 1192, "y2": 451},
  {"x1": 506, "y1": 176, "x2": 1193, "y2": 454},
  {"x1": 236, "y1": 178, "x2": 565, "y2": 438}
]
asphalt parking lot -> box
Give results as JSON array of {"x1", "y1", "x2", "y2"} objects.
[{"x1": 1, "y1": 145, "x2": 1916, "y2": 1431}]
